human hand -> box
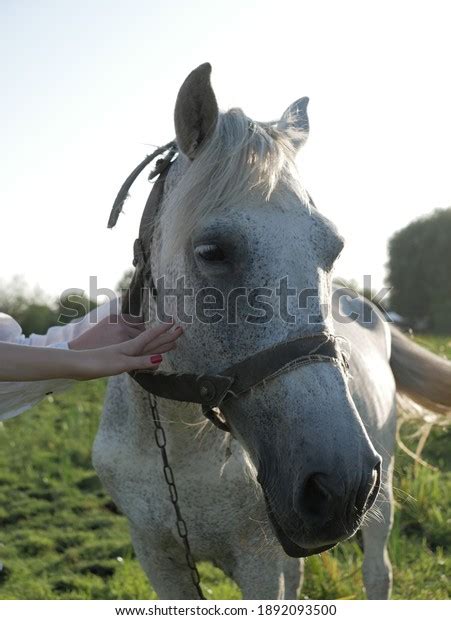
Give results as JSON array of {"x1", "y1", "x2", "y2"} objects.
[
  {"x1": 76, "y1": 322, "x2": 183, "y2": 380},
  {"x1": 68, "y1": 314, "x2": 147, "y2": 351}
]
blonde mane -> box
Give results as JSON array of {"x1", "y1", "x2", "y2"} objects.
[{"x1": 159, "y1": 107, "x2": 309, "y2": 258}]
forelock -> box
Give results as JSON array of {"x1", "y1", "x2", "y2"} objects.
[{"x1": 159, "y1": 108, "x2": 309, "y2": 259}]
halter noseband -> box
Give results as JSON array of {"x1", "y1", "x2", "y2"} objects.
[{"x1": 108, "y1": 144, "x2": 349, "y2": 433}]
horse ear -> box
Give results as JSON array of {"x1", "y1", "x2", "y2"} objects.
[
  {"x1": 277, "y1": 97, "x2": 310, "y2": 150},
  {"x1": 174, "y1": 63, "x2": 219, "y2": 160}
]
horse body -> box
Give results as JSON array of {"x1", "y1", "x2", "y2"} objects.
[{"x1": 93, "y1": 64, "x2": 450, "y2": 599}]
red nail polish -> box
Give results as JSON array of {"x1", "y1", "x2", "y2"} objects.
[{"x1": 150, "y1": 354, "x2": 162, "y2": 364}]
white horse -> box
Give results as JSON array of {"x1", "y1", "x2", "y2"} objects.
[{"x1": 93, "y1": 64, "x2": 451, "y2": 600}]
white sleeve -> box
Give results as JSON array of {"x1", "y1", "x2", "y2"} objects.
[
  {"x1": 0, "y1": 341, "x2": 75, "y2": 421},
  {"x1": 0, "y1": 313, "x2": 25, "y2": 344},
  {"x1": 0, "y1": 298, "x2": 119, "y2": 421}
]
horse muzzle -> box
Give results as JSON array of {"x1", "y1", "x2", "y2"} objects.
[{"x1": 260, "y1": 459, "x2": 381, "y2": 558}]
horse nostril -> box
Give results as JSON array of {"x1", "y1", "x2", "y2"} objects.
[
  {"x1": 366, "y1": 460, "x2": 381, "y2": 510},
  {"x1": 355, "y1": 460, "x2": 381, "y2": 515},
  {"x1": 302, "y1": 473, "x2": 334, "y2": 519}
]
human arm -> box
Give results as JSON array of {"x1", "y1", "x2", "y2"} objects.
[
  {"x1": 0, "y1": 311, "x2": 182, "y2": 421},
  {"x1": 0, "y1": 322, "x2": 182, "y2": 382}
]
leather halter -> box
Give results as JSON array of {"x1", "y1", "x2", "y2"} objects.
[{"x1": 108, "y1": 144, "x2": 349, "y2": 433}]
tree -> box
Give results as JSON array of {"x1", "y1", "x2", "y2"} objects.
[
  {"x1": 0, "y1": 278, "x2": 59, "y2": 336},
  {"x1": 387, "y1": 208, "x2": 451, "y2": 332},
  {"x1": 56, "y1": 292, "x2": 97, "y2": 325},
  {"x1": 0, "y1": 278, "x2": 97, "y2": 336}
]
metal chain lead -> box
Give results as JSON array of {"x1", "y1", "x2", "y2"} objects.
[{"x1": 146, "y1": 392, "x2": 206, "y2": 600}]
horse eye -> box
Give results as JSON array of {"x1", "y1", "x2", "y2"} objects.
[{"x1": 195, "y1": 244, "x2": 226, "y2": 262}]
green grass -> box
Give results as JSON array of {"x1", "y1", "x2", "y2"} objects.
[
  {"x1": 0, "y1": 336, "x2": 449, "y2": 600},
  {"x1": 411, "y1": 333, "x2": 451, "y2": 359}
]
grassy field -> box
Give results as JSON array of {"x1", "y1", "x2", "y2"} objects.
[{"x1": 0, "y1": 336, "x2": 449, "y2": 600}]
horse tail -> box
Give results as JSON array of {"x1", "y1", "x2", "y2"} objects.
[{"x1": 390, "y1": 326, "x2": 451, "y2": 414}]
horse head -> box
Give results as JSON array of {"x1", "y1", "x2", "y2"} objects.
[{"x1": 148, "y1": 63, "x2": 381, "y2": 557}]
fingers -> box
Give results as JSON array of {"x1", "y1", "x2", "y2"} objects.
[
  {"x1": 118, "y1": 315, "x2": 146, "y2": 338},
  {"x1": 144, "y1": 321, "x2": 177, "y2": 340},
  {"x1": 141, "y1": 340, "x2": 177, "y2": 355},
  {"x1": 144, "y1": 325, "x2": 183, "y2": 352},
  {"x1": 125, "y1": 355, "x2": 163, "y2": 373},
  {"x1": 120, "y1": 323, "x2": 183, "y2": 356}
]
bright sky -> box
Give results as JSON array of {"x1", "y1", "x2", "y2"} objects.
[{"x1": 1, "y1": 0, "x2": 450, "y2": 301}]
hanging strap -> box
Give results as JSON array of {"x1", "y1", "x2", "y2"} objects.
[
  {"x1": 107, "y1": 141, "x2": 177, "y2": 230},
  {"x1": 108, "y1": 143, "x2": 177, "y2": 317}
]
